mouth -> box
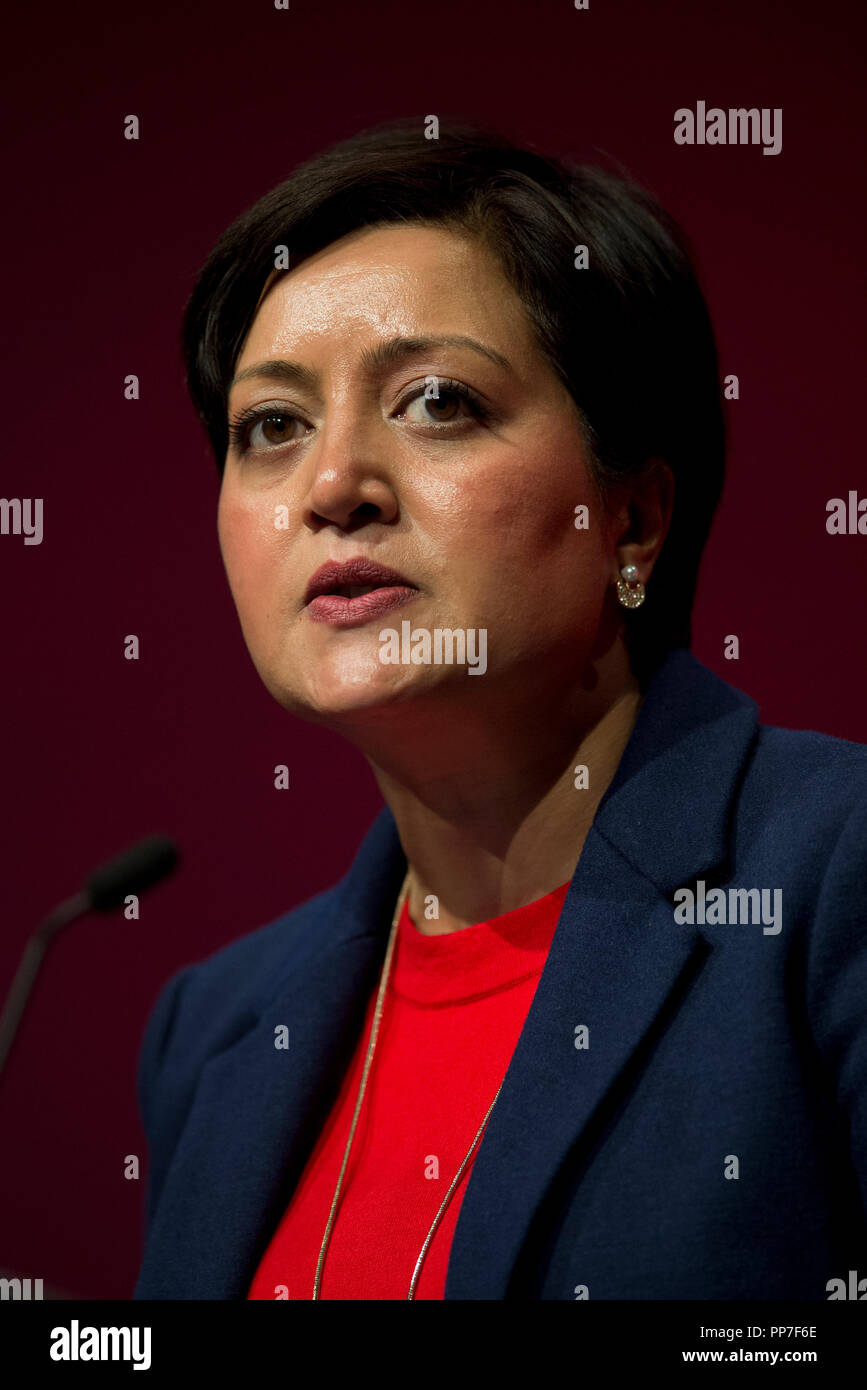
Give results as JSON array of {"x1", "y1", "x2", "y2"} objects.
[
  {"x1": 303, "y1": 557, "x2": 421, "y2": 627},
  {"x1": 325, "y1": 584, "x2": 399, "y2": 599}
]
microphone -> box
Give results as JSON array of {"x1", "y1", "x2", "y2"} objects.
[{"x1": 0, "y1": 834, "x2": 179, "y2": 1079}]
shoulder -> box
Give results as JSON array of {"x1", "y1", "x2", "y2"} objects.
[
  {"x1": 136, "y1": 805, "x2": 403, "y2": 1122},
  {"x1": 749, "y1": 720, "x2": 867, "y2": 784},
  {"x1": 136, "y1": 880, "x2": 343, "y2": 1127},
  {"x1": 737, "y1": 721, "x2": 867, "y2": 854},
  {"x1": 731, "y1": 722, "x2": 867, "y2": 986},
  {"x1": 177, "y1": 880, "x2": 342, "y2": 1019}
]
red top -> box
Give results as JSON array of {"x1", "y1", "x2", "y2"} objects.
[{"x1": 247, "y1": 879, "x2": 570, "y2": 1300}]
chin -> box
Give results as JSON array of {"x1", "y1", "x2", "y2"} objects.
[{"x1": 271, "y1": 669, "x2": 421, "y2": 725}]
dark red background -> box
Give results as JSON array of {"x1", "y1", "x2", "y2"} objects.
[{"x1": 0, "y1": 0, "x2": 864, "y2": 1298}]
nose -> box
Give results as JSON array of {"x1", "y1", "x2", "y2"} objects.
[{"x1": 301, "y1": 416, "x2": 400, "y2": 533}]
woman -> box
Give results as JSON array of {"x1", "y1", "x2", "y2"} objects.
[{"x1": 133, "y1": 118, "x2": 867, "y2": 1301}]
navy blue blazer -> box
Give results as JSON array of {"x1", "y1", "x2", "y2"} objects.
[{"x1": 133, "y1": 650, "x2": 867, "y2": 1299}]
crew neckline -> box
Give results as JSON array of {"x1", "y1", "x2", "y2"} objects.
[{"x1": 390, "y1": 880, "x2": 570, "y2": 1005}]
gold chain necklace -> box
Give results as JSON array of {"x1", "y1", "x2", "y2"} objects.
[{"x1": 312, "y1": 869, "x2": 504, "y2": 1300}]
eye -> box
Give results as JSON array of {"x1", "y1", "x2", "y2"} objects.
[
  {"x1": 227, "y1": 406, "x2": 306, "y2": 454},
  {"x1": 396, "y1": 378, "x2": 491, "y2": 429},
  {"x1": 250, "y1": 412, "x2": 300, "y2": 448}
]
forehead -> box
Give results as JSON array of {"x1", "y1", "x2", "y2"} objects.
[{"x1": 235, "y1": 222, "x2": 532, "y2": 365}]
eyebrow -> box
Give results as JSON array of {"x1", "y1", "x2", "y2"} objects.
[{"x1": 229, "y1": 334, "x2": 514, "y2": 392}]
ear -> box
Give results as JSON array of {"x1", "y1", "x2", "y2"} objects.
[{"x1": 610, "y1": 459, "x2": 674, "y2": 583}]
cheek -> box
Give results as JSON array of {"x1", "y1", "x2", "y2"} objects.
[
  {"x1": 424, "y1": 444, "x2": 608, "y2": 588},
  {"x1": 217, "y1": 489, "x2": 285, "y2": 634}
]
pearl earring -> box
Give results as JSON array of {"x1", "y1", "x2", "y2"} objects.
[{"x1": 616, "y1": 563, "x2": 645, "y2": 609}]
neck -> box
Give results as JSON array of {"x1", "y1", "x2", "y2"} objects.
[{"x1": 363, "y1": 656, "x2": 643, "y2": 936}]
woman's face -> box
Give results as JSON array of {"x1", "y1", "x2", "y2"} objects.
[{"x1": 218, "y1": 223, "x2": 629, "y2": 734}]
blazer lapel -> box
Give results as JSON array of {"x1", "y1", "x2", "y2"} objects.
[
  {"x1": 442, "y1": 832, "x2": 709, "y2": 1299},
  {"x1": 444, "y1": 651, "x2": 761, "y2": 1298},
  {"x1": 135, "y1": 814, "x2": 405, "y2": 1300}
]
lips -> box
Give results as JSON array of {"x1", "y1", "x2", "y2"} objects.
[
  {"x1": 303, "y1": 556, "x2": 420, "y2": 627},
  {"x1": 304, "y1": 557, "x2": 417, "y2": 604}
]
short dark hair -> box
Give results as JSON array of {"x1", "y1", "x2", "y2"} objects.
[{"x1": 182, "y1": 117, "x2": 726, "y2": 681}]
